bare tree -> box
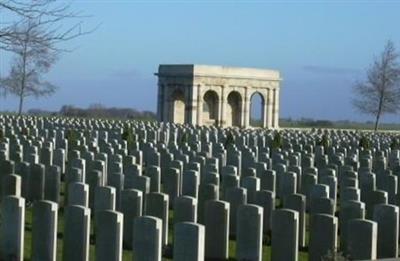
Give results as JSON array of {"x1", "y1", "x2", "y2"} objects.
[
  {"x1": 0, "y1": 1, "x2": 95, "y2": 114},
  {"x1": 352, "y1": 40, "x2": 400, "y2": 131},
  {"x1": 0, "y1": 0, "x2": 89, "y2": 51},
  {"x1": 1, "y1": 19, "x2": 57, "y2": 115}
]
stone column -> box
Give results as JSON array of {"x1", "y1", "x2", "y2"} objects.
[
  {"x1": 197, "y1": 84, "x2": 203, "y2": 126},
  {"x1": 262, "y1": 92, "x2": 268, "y2": 128},
  {"x1": 157, "y1": 81, "x2": 163, "y2": 121},
  {"x1": 164, "y1": 86, "x2": 171, "y2": 123},
  {"x1": 190, "y1": 84, "x2": 199, "y2": 125},
  {"x1": 267, "y1": 88, "x2": 273, "y2": 128},
  {"x1": 219, "y1": 86, "x2": 226, "y2": 127},
  {"x1": 273, "y1": 88, "x2": 280, "y2": 128},
  {"x1": 242, "y1": 87, "x2": 250, "y2": 128},
  {"x1": 157, "y1": 83, "x2": 163, "y2": 122},
  {"x1": 184, "y1": 84, "x2": 192, "y2": 124}
]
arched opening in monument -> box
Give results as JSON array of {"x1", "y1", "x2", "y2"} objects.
[
  {"x1": 250, "y1": 92, "x2": 265, "y2": 127},
  {"x1": 202, "y1": 90, "x2": 219, "y2": 126},
  {"x1": 227, "y1": 91, "x2": 242, "y2": 127},
  {"x1": 171, "y1": 89, "x2": 186, "y2": 124}
]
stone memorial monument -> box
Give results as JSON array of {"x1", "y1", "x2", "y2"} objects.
[{"x1": 156, "y1": 64, "x2": 281, "y2": 128}]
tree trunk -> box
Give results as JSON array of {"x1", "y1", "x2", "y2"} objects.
[
  {"x1": 18, "y1": 95, "x2": 24, "y2": 115},
  {"x1": 374, "y1": 112, "x2": 380, "y2": 132}
]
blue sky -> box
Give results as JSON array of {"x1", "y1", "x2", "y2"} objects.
[{"x1": 1, "y1": 1, "x2": 400, "y2": 122}]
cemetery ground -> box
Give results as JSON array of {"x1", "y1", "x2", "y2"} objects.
[
  {"x1": 0, "y1": 193, "x2": 309, "y2": 260},
  {"x1": 2, "y1": 114, "x2": 400, "y2": 261}
]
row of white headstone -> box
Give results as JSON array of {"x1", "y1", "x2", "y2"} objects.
[{"x1": 1, "y1": 115, "x2": 400, "y2": 260}]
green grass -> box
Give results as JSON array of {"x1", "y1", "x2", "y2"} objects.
[
  {"x1": 15, "y1": 205, "x2": 308, "y2": 261},
  {"x1": 3, "y1": 183, "x2": 308, "y2": 260}
]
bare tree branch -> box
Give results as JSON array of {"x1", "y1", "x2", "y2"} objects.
[
  {"x1": 0, "y1": 0, "x2": 95, "y2": 52},
  {"x1": 0, "y1": 18, "x2": 59, "y2": 114},
  {"x1": 352, "y1": 40, "x2": 400, "y2": 131}
]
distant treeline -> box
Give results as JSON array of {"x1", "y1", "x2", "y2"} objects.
[
  {"x1": 281, "y1": 118, "x2": 334, "y2": 128},
  {"x1": 27, "y1": 104, "x2": 157, "y2": 120},
  {"x1": 281, "y1": 118, "x2": 400, "y2": 130}
]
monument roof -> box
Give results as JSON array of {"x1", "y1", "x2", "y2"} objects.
[{"x1": 156, "y1": 64, "x2": 281, "y2": 81}]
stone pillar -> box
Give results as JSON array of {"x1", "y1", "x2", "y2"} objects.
[
  {"x1": 184, "y1": 84, "x2": 192, "y2": 124},
  {"x1": 163, "y1": 86, "x2": 170, "y2": 123},
  {"x1": 273, "y1": 88, "x2": 280, "y2": 128},
  {"x1": 242, "y1": 87, "x2": 250, "y2": 128},
  {"x1": 220, "y1": 85, "x2": 227, "y2": 128},
  {"x1": 190, "y1": 84, "x2": 199, "y2": 125},
  {"x1": 197, "y1": 84, "x2": 202, "y2": 126},
  {"x1": 262, "y1": 93, "x2": 268, "y2": 128},
  {"x1": 157, "y1": 83, "x2": 164, "y2": 122},
  {"x1": 267, "y1": 88, "x2": 273, "y2": 128}
]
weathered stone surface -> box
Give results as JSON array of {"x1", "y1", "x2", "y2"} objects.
[
  {"x1": 120, "y1": 189, "x2": 142, "y2": 249},
  {"x1": 271, "y1": 209, "x2": 299, "y2": 261},
  {"x1": 63, "y1": 205, "x2": 90, "y2": 261},
  {"x1": 204, "y1": 200, "x2": 229, "y2": 260},
  {"x1": 346, "y1": 219, "x2": 377, "y2": 260},
  {"x1": 284, "y1": 193, "x2": 306, "y2": 248},
  {"x1": 0, "y1": 196, "x2": 25, "y2": 261},
  {"x1": 173, "y1": 222, "x2": 205, "y2": 261},
  {"x1": 133, "y1": 216, "x2": 162, "y2": 261},
  {"x1": 95, "y1": 210, "x2": 123, "y2": 261},
  {"x1": 236, "y1": 204, "x2": 263, "y2": 261},
  {"x1": 174, "y1": 195, "x2": 197, "y2": 224},
  {"x1": 156, "y1": 64, "x2": 281, "y2": 128},
  {"x1": 254, "y1": 190, "x2": 275, "y2": 233},
  {"x1": 146, "y1": 192, "x2": 169, "y2": 246},
  {"x1": 373, "y1": 204, "x2": 399, "y2": 258},
  {"x1": 339, "y1": 200, "x2": 366, "y2": 252},
  {"x1": 31, "y1": 200, "x2": 58, "y2": 261},
  {"x1": 309, "y1": 214, "x2": 338, "y2": 261}
]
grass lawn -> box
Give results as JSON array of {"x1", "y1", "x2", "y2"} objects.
[{"x1": 14, "y1": 203, "x2": 308, "y2": 261}]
